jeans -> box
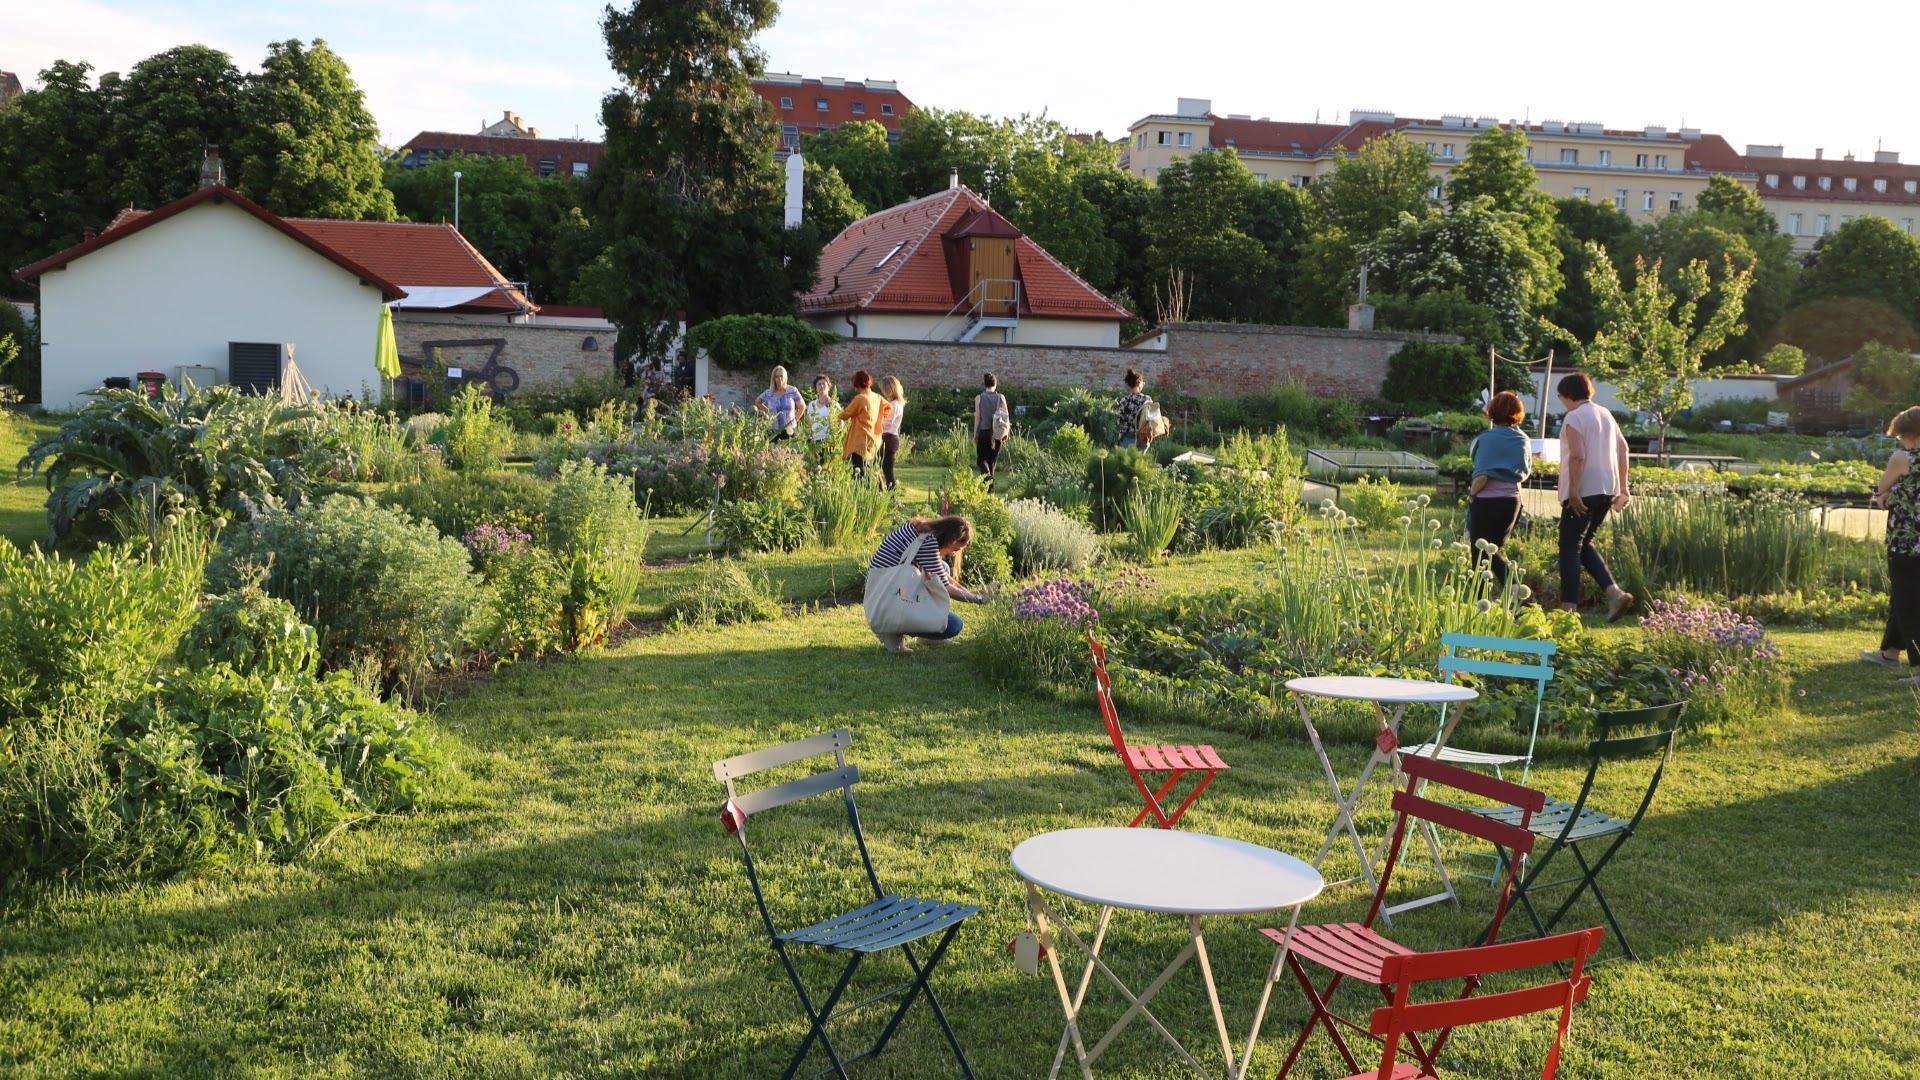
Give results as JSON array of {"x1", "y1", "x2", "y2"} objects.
[
  {"x1": 1117, "y1": 433, "x2": 1138, "y2": 448},
  {"x1": 881, "y1": 432, "x2": 899, "y2": 489},
  {"x1": 1883, "y1": 553, "x2": 1920, "y2": 665},
  {"x1": 919, "y1": 612, "x2": 964, "y2": 641},
  {"x1": 1558, "y1": 494, "x2": 1617, "y2": 605},
  {"x1": 975, "y1": 431, "x2": 1001, "y2": 478},
  {"x1": 848, "y1": 452, "x2": 866, "y2": 479},
  {"x1": 1466, "y1": 495, "x2": 1521, "y2": 587}
]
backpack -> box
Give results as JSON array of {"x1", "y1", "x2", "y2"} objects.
[{"x1": 1137, "y1": 397, "x2": 1169, "y2": 442}]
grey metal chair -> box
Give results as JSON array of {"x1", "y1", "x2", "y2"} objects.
[{"x1": 715, "y1": 729, "x2": 980, "y2": 1080}]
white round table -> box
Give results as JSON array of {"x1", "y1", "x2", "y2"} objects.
[
  {"x1": 1285, "y1": 676, "x2": 1479, "y2": 905},
  {"x1": 1013, "y1": 828, "x2": 1323, "y2": 1079}
]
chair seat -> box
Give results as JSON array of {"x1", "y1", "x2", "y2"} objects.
[
  {"x1": 1124, "y1": 743, "x2": 1229, "y2": 772},
  {"x1": 1470, "y1": 797, "x2": 1631, "y2": 844},
  {"x1": 779, "y1": 894, "x2": 982, "y2": 955},
  {"x1": 1259, "y1": 921, "x2": 1415, "y2": 984},
  {"x1": 1400, "y1": 741, "x2": 1526, "y2": 767},
  {"x1": 1334, "y1": 1065, "x2": 1427, "y2": 1080}
]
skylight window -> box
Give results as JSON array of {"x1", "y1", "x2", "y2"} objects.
[
  {"x1": 873, "y1": 242, "x2": 906, "y2": 270},
  {"x1": 838, "y1": 246, "x2": 868, "y2": 272}
]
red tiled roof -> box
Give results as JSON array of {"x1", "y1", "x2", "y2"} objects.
[
  {"x1": 1747, "y1": 153, "x2": 1920, "y2": 205},
  {"x1": 800, "y1": 187, "x2": 1131, "y2": 322},
  {"x1": 1207, "y1": 116, "x2": 1348, "y2": 155},
  {"x1": 752, "y1": 76, "x2": 912, "y2": 134},
  {"x1": 13, "y1": 186, "x2": 406, "y2": 300},
  {"x1": 397, "y1": 131, "x2": 604, "y2": 176}
]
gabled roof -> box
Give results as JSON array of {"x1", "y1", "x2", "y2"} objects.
[
  {"x1": 13, "y1": 186, "x2": 407, "y2": 301},
  {"x1": 799, "y1": 187, "x2": 1132, "y2": 322}
]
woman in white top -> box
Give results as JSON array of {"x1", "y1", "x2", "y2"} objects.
[
  {"x1": 973, "y1": 372, "x2": 1009, "y2": 484},
  {"x1": 879, "y1": 376, "x2": 907, "y2": 490},
  {"x1": 805, "y1": 375, "x2": 836, "y2": 442},
  {"x1": 1556, "y1": 372, "x2": 1635, "y2": 621}
]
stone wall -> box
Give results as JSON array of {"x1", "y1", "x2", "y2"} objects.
[
  {"x1": 392, "y1": 317, "x2": 617, "y2": 391},
  {"x1": 700, "y1": 321, "x2": 1457, "y2": 407}
]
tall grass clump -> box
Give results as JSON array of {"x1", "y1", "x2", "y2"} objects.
[
  {"x1": 805, "y1": 469, "x2": 892, "y2": 548},
  {"x1": 1086, "y1": 447, "x2": 1159, "y2": 530},
  {"x1": 441, "y1": 386, "x2": 514, "y2": 472},
  {"x1": 1602, "y1": 490, "x2": 1884, "y2": 600},
  {"x1": 1006, "y1": 497, "x2": 1101, "y2": 574},
  {"x1": 663, "y1": 561, "x2": 785, "y2": 629},
  {"x1": 1120, "y1": 482, "x2": 1184, "y2": 561}
]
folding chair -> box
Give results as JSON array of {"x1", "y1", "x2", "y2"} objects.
[
  {"x1": 714, "y1": 729, "x2": 981, "y2": 1080},
  {"x1": 1336, "y1": 927, "x2": 1605, "y2": 1080},
  {"x1": 1087, "y1": 632, "x2": 1230, "y2": 829},
  {"x1": 1259, "y1": 749, "x2": 1547, "y2": 1080},
  {"x1": 1463, "y1": 701, "x2": 1683, "y2": 964},
  {"x1": 1400, "y1": 633, "x2": 1558, "y2": 784}
]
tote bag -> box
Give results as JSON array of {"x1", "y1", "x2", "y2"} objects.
[{"x1": 864, "y1": 534, "x2": 953, "y2": 635}]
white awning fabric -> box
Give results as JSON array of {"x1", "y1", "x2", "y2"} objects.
[{"x1": 390, "y1": 286, "x2": 497, "y2": 309}]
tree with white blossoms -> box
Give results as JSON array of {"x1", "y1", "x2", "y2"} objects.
[{"x1": 1553, "y1": 242, "x2": 1753, "y2": 458}]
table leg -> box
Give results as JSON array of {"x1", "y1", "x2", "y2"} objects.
[
  {"x1": 1032, "y1": 891, "x2": 1215, "y2": 1076},
  {"x1": 1299, "y1": 693, "x2": 1371, "y2": 892},
  {"x1": 1030, "y1": 883, "x2": 1094, "y2": 1080},
  {"x1": 1191, "y1": 914, "x2": 1235, "y2": 1078},
  {"x1": 1235, "y1": 903, "x2": 1304, "y2": 1080},
  {"x1": 1051, "y1": 905, "x2": 1113, "y2": 1078}
]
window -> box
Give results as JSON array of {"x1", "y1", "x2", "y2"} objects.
[
  {"x1": 1904, "y1": 219, "x2": 1915, "y2": 233},
  {"x1": 873, "y1": 242, "x2": 906, "y2": 270},
  {"x1": 1572, "y1": 186, "x2": 1590, "y2": 199},
  {"x1": 1818, "y1": 176, "x2": 1831, "y2": 190},
  {"x1": 1136, "y1": 133, "x2": 1146, "y2": 149},
  {"x1": 1844, "y1": 177, "x2": 1857, "y2": 191},
  {"x1": 1655, "y1": 154, "x2": 1667, "y2": 168},
  {"x1": 537, "y1": 158, "x2": 557, "y2": 177},
  {"x1": 1765, "y1": 174, "x2": 1779, "y2": 187},
  {"x1": 1875, "y1": 178, "x2": 1888, "y2": 193},
  {"x1": 1425, "y1": 142, "x2": 1435, "y2": 153},
  {"x1": 815, "y1": 97, "x2": 829, "y2": 111},
  {"x1": 851, "y1": 101, "x2": 865, "y2": 114},
  {"x1": 1599, "y1": 150, "x2": 1612, "y2": 165},
  {"x1": 1291, "y1": 175, "x2": 1309, "y2": 187},
  {"x1": 1793, "y1": 175, "x2": 1807, "y2": 189},
  {"x1": 1428, "y1": 182, "x2": 1442, "y2": 200},
  {"x1": 571, "y1": 161, "x2": 589, "y2": 177},
  {"x1": 1816, "y1": 214, "x2": 1831, "y2": 234},
  {"x1": 782, "y1": 123, "x2": 799, "y2": 149},
  {"x1": 1669, "y1": 191, "x2": 1682, "y2": 211},
  {"x1": 886, "y1": 130, "x2": 899, "y2": 144},
  {"x1": 1614, "y1": 189, "x2": 1628, "y2": 209},
  {"x1": 1178, "y1": 131, "x2": 1193, "y2": 147},
  {"x1": 1560, "y1": 148, "x2": 1577, "y2": 163},
  {"x1": 1157, "y1": 130, "x2": 1171, "y2": 145},
  {"x1": 880, "y1": 103, "x2": 893, "y2": 116},
  {"x1": 1524, "y1": 146, "x2": 1533, "y2": 160},
  {"x1": 1908, "y1": 180, "x2": 1918, "y2": 194},
  {"x1": 1640, "y1": 191, "x2": 1654, "y2": 211},
  {"x1": 1442, "y1": 143, "x2": 1455, "y2": 158},
  {"x1": 1254, "y1": 173, "x2": 1267, "y2": 182},
  {"x1": 815, "y1": 124, "x2": 833, "y2": 136},
  {"x1": 1635, "y1": 153, "x2": 1648, "y2": 167},
  {"x1": 1787, "y1": 213, "x2": 1801, "y2": 235},
  {"x1": 779, "y1": 96, "x2": 793, "y2": 109}
]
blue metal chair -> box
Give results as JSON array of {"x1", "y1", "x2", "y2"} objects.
[
  {"x1": 714, "y1": 729, "x2": 980, "y2": 1080},
  {"x1": 1400, "y1": 632, "x2": 1558, "y2": 783}
]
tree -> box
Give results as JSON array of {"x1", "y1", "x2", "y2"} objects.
[
  {"x1": 1145, "y1": 149, "x2": 1285, "y2": 324},
  {"x1": 1443, "y1": 125, "x2": 1562, "y2": 316},
  {"x1": 1542, "y1": 197, "x2": 1641, "y2": 345},
  {"x1": 1843, "y1": 340, "x2": 1920, "y2": 421},
  {"x1": 1363, "y1": 196, "x2": 1553, "y2": 350},
  {"x1": 0, "y1": 61, "x2": 117, "y2": 293},
  {"x1": 1075, "y1": 166, "x2": 1154, "y2": 314},
  {"x1": 383, "y1": 153, "x2": 600, "y2": 304},
  {"x1": 798, "y1": 120, "x2": 902, "y2": 211},
  {"x1": 1759, "y1": 342, "x2": 1808, "y2": 375},
  {"x1": 104, "y1": 45, "x2": 246, "y2": 211},
  {"x1": 1300, "y1": 133, "x2": 1437, "y2": 322},
  {"x1": 232, "y1": 40, "x2": 394, "y2": 220},
  {"x1": 1003, "y1": 134, "x2": 1120, "y2": 291},
  {"x1": 1645, "y1": 175, "x2": 1797, "y2": 366},
  {"x1": 1790, "y1": 215, "x2": 1920, "y2": 356},
  {"x1": 1693, "y1": 174, "x2": 1779, "y2": 238},
  {"x1": 801, "y1": 159, "x2": 865, "y2": 241},
  {"x1": 1566, "y1": 245, "x2": 1754, "y2": 453},
  {"x1": 591, "y1": 0, "x2": 817, "y2": 357},
  {"x1": 896, "y1": 107, "x2": 1014, "y2": 201}
]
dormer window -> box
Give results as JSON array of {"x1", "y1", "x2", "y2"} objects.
[
  {"x1": 1875, "y1": 178, "x2": 1888, "y2": 193},
  {"x1": 815, "y1": 97, "x2": 829, "y2": 111},
  {"x1": 1793, "y1": 176, "x2": 1807, "y2": 189},
  {"x1": 880, "y1": 103, "x2": 893, "y2": 116},
  {"x1": 1765, "y1": 174, "x2": 1779, "y2": 187},
  {"x1": 779, "y1": 96, "x2": 793, "y2": 109},
  {"x1": 1844, "y1": 177, "x2": 1858, "y2": 192},
  {"x1": 1819, "y1": 176, "x2": 1832, "y2": 190}
]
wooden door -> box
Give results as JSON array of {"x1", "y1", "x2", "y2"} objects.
[{"x1": 969, "y1": 239, "x2": 1017, "y2": 316}]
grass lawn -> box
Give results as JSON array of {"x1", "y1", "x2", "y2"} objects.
[
  {"x1": 0, "y1": 414, "x2": 58, "y2": 549},
  {"x1": 1, "y1": 540, "x2": 1916, "y2": 1078}
]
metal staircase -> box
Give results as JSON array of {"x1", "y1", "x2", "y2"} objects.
[{"x1": 925, "y1": 279, "x2": 1021, "y2": 343}]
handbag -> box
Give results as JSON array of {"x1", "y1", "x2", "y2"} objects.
[
  {"x1": 864, "y1": 534, "x2": 953, "y2": 635},
  {"x1": 988, "y1": 394, "x2": 1011, "y2": 442}
]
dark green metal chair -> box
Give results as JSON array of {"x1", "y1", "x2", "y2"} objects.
[
  {"x1": 1465, "y1": 701, "x2": 1685, "y2": 963},
  {"x1": 715, "y1": 729, "x2": 980, "y2": 1080}
]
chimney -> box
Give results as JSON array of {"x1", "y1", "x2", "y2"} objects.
[
  {"x1": 1814, "y1": 148, "x2": 1824, "y2": 160},
  {"x1": 83, "y1": 227, "x2": 97, "y2": 241},
  {"x1": 949, "y1": 167, "x2": 959, "y2": 190},
  {"x1": 1876, "y1": 150, "x2": 1901, "y2": 164},
  {"x1": 198, "y1": 144, "x2": 225, "y2": 189}
]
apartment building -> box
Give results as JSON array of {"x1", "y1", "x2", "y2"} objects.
[
  {"x1": 1119, "y1": 100, "x2": 1752, "y2": 217},
  {"x1": 749, "y1": 73, "x2": 913, "y2": 157},
  {"x1": 1745, "y1": 145, "x2": 1920, "y2": 250}
]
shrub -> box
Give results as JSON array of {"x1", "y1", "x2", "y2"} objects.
[
  {"x1": 379, "y1": 469, "x2": 550, "y2": 541},
  {"x1": 442, "y1": 386, "x2": 514, "y2": 472},
  {"x1": 972, "y1": 569, "x2": 1155, "y2": 692},
  {"x1": 920, "y1": 418, "x2": 977, "y2": 469},
  {"x1": 805, "y1": 471, "x2": 892, "y2": 549},
  {"x1": 545, "y1": 459, "x2": 651, "y2": 565},
  {"x1": 683, "y1": 314, "x2": 839, "y2": 372},
  {"x1": 715, "y1": 495, "x2": 814, "y2": 554},
  {"x1": 470, "y1": 543, "x2": 563, "y2": 660},
  {"x1": 1120, "y1": 482, "x2": 1185, "y2": 561},
  {"x1": 209, "y1": 495, "x2": 482, "y2": 691},
  {"x1": 1383, "y1": 341, "x2": 1531, "y2": 409},
  {"x1": 1049, "y1": 422, "x2": 1095, "y2": 465},
  {"x1": 1638, "y1": 595, "x2": 1790, "y2": 732},
  {"x1": 1340, "y1": 475, "x2": 1408, "y2": 530},
  {"x1": 557, "y1": 545, "x2": 644, "y2": 651},
  {"x1": 1086, "y1": 447, "x2": 1159, "y2": 530},
  {"x1": 1006, "y1": 497, "x2": 1101, "y2": 574},
  {"x1": 663, "y1": 561, "x2": 784, "y2": 628},
  {"x1": 180, "y1": 571, "x2": 319, "y2": 679}
]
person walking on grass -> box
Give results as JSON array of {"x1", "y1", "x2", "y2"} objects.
[
  {"x1": 867, "y1": 516, "x2": 989, "y2": 653},
  {"x1": 1556, "y1": 372, "x2": 1636, "y2": 621},
  {"x1": 1862, "y1": 406, "x2": 1920, "y2": 681},
  {"x1": 837, "y1": 370, "x2": 890, "y2": 480},
  {"x1": 1116, "y1": 369, "x2": 1149, "y2": 448},
  {"x1": 879, "y1": 376, "x2": 907, "y2": 490},
  {"x1": 974, "y1": 373, "x2": 1009, "y2": 483},
  {"x1": 752, "y1": 366, "x2": 805, "y2": 441},
  {"x1": 1469, "y1": 389, "x2": 1531, "y2": 594}
]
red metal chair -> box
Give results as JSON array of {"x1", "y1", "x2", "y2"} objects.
[
  {"x1": 1262, "y1": 746, "x2": 1546, "y2": 1079},
  {"x1": 1332, "y1": 927, "x2": 1605, "y2": 1080},
  {"x1": 1087, "y1": 632, "x2": 1230, "y2": 829}
]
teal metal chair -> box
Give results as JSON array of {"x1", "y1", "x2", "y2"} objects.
[
  {"x1": 1400, "y1": 632, "x2": 1558, "y2": 783},
  {"x1": 1465, "y1": 701, "x2": 1686, "y2": 963},
  {"x1": 714, "y1": 729, "x2": 981, "y2": 1079}
]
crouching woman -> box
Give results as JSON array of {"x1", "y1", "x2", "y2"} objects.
[{"x1": 867, "y1": 516, "x2": 988, "y2": 652}]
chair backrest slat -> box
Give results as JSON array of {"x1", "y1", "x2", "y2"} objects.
[
  {"x1": 1392, "y1": 791, "x2": 1537, "y2": 855},
  {"x1": 1401, "y1": 752, "x2": 1547, "y2": 811},
  {"x1": 715, "y1": 729, "x2": 852, "y2": 784},
  {"x1": 1371, "y1": 977, "x2": 1591, "y2": 1034},
  {"x1": 1380, "y1": 926, "x2": 1602, "y2": 984},
  {"x1": 1594, "y1": 701, "x2": 1687, "y2": 735},
  {"x1": 1438, "y1": 655, "x2": 1556, "y2": 682},
  {"x1": 734, "y1": 763, "x2": 861, "y2": 817},
  {"x1": 1595, "y1": 729, "x2": 1679, "y2": 760},
  {"x1": 1442, "y1": 632, "x2": 1557, "y2": 658}
]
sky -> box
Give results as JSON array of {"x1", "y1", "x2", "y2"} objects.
[{"x1": 8, "y1": 0, "x2": 1919, "y2": 166}]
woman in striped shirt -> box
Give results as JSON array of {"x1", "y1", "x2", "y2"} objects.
[{"x1": 868, "y1": 515, "x2": 988, "y2": 652}]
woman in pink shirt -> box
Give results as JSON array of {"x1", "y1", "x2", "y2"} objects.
[{"x1": 1556, "y1": 372, "x2": 1635, "y2": 621}]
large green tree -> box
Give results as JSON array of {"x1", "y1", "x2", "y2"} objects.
[
  {"x1": 896, "y1": 106, "x2": 1015, "y2": 201},
  {"x1": 383, "y1": 153, "x2": 599, "y2": 305},
  {"x1": 590, "y1": 0, "x2": 817, "y2": 356},
  {"x1": 1363, "y1": 196, "x2": 1553, "y2": 350},
  {"x1": 1002, "y1": 129, "x2": 1121, "y2": 291},
  {"x1": 1443, "y1": 125, "x2": 1562, "y2": 314},
  {"x1": 1644, "y1": 176, "x2": 1796, "y2": 365},
  {"x1": 801, "y1": 159, "x2": 865, "y2": 242},
  {"x1": 1787, "y1": 215, "x2": 1920, "y2": 359},
  {"x1": 104, "y1": 45, "x2": 246, "y2": 211},
  {"x1": 1542, "y1": 196, "x2": 1641, "y2": 345},
  {"x1": 1075, "y1": 166, "x2": 1155, "y2": 315},
  {"x1": 232, "y1": 40, "x2": 394, "y2": 220},
  {"x1": 1145, "y1": 148, "x2": 1294, "y2": 324},
  {"x1": 1300, "y1": 133, "x2": 1437, "y2": 322},
  {"x1": 798, "y1": 119, "x2": 902, "y2": 212},
  {"x1": 0, "y1": 61, "x2": 116, "y2": 292}
]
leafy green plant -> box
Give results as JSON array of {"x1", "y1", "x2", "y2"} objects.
[
  {"x1": 682, "y1": 313, "x2": 839, "y2": 372},
  {"x1": 473, "y1": 545, "x2": 563, "y2": 660},
  {"x1": 663, "y1": 561, "x2": 783, "y2": 628},
  {"x1": 714, "y1": 495, "x2": 814, "y2": 554},
  {"x1": 179, "y1": 570, "x2": 320, "y2": 679},
  {"x1": 441, "y1": 385, "x2": 514, "y2": 472},
  {"x1": 805, "y1": 470, "x2": 891, "y2": 549},
  {"x1": 1340, "y1": 475, "x2": 1408, "y2": 530},
  {"x1": 1048, "y1": 422, "x2": 1095, "y2": 466},
  {"x1": 1120, "y1": 482, "x2": 1184, "y2": 561},
  {"x1": 209, "y1": 495, "x2": 482, "y2": 692},
  {"x1": 545, "y1": 459, "x2": 651, "y2": 565},
  {"x1": 378, "y1": 468, "x2": 550, "y2": 540},
  {"x1": 1005, "y1": 497, "x2": 1101, "y2": 574},
  {"x1": 1086, "y1": 447, "x2": 1159, "y2": 530}
]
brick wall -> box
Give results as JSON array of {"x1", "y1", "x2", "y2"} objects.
[
  {"x1": 392, "y1": 318, "x2": 616, "y2": 391},
  {"x1": 702, "y1": 321, "x2": 1458, "y2": 407}
]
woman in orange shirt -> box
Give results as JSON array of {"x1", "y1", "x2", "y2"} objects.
[{"x1": 837, "y1": 369, "x2": 891, "y2": 480}]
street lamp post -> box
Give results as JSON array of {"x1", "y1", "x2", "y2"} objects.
[{"x1": 453, "y1": 170, "x2": 462, "y2": 231}]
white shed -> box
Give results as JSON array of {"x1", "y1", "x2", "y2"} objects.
[{"x1": 14, "y1": 186, "x2": 405, "y2": 410}]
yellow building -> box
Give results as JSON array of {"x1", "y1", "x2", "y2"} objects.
[
  {"x1": 1744, "y1": 145, "x2": 1920, "y2": 251},
  {"x1": 1118, "y1": 100, "x2": 1754, "y2": 218}
]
